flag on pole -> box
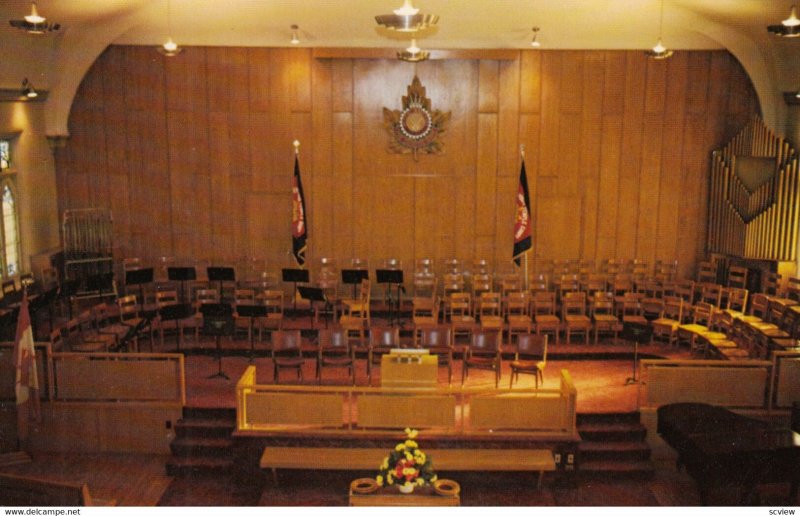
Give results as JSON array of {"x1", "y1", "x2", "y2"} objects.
[
  {"x1": 513, "y1": 159, "x2": 532, "y2": 266},
  {"x1": 13, "y1": 292, "x2": 40, "y2": 442},
  {"x1": 291, "y1": 152, "x2": 308, "y2": 267}
]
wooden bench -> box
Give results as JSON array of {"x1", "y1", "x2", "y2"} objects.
[
  {"x1": 260, "y1": 446, "x2": 556, "y2": 488},
  {"x1": 0, "y1": 473, "x2": 116, "y2": 506}
]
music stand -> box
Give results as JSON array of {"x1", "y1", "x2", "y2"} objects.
[
  {"x1": 158, "y1": 303, "x2": 195, "y2": 352},
  {"x1": 621, "y1": 322, "x2": 652, "y2": 385},
  {"x1": 168, "y1": 267, "x2": 196, "y2": 304},
  {"x1": 376, "y1": 269, "x2": 404, "y2": 327},
  {"x1": 207, "y1": 267, "x2": 235, "y2": 302},
  {"x1": 298, "y1": 286, "x2": 329, "y2": 329},
  {"x1": 125, "y1": 268, "x2": 154, "y2": 309},
  {"x1": 236, "y1": 304, "x2": 268, "y2": 362},
  {"x1": 282, "y1": 268, "x2": 310, "y2": 311},
  {"x1": 201, "y1": 303, "x2": 234, "y2": 379},
  {"x1": 341, "y1": 269, "x2": 369, "y2": 299}
]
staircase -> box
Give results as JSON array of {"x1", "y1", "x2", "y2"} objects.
[
  {"x1": 166, "y1": 407, "x2": 237, "y2": 477},
  {"x1": 577, "y1": 412, "x2": 654, "y2": 480}
]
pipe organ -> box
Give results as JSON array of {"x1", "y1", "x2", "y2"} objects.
[{"x1": 708, "y1": 116, "x2": 800, "y2": 262}]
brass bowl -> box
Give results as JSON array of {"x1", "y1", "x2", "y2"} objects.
[
  {"x1": 433, "y1": 479, "x2": 460, "y2": 497},
  {"x1": 350, "y1": 478, "x2": 379, "y2": 494}
]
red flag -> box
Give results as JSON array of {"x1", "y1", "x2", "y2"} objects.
[
  {"x1": 291, "y1": 155, "x2": 307, "y2": 267},
  {"x1": 513, "y1": 159, "x2": 532, "y2": 266},
  {"x1": 13, "y1": 292, "x2": 40, "y2": 441}
]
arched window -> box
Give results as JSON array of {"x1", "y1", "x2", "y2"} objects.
[{"x1": 0, "y1": 181, "x2": 19, "y2": 277}]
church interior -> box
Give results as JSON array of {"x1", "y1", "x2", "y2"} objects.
[{"x1": 0, "y1": 0, "x2": 799, "y2": 507}]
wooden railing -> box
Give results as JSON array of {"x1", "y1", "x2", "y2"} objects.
[{"x1": 236, "y1": 366, "x2": 577, "y2": 437}]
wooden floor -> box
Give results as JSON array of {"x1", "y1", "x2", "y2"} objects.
[{"x1": 0, "y1": 452, "x2": 171, "y2": 506}]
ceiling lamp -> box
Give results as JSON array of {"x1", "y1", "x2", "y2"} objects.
[
  {"x1": 530, "y1": 27, "x2": 541, "y2": 48},
  {"x1": 157, "y1": 0, "x2": 182, "y2": 56},
  {"x1": 645, "y1": 0, "x2": 673, "y2": 59},
  {"x1": 21, "y1": 78, "x2": 37, "y2": 99},
  {"x1": 376, "y1": 0, "x2": 438, "y2": 32},
  {"x1": 9, "y1": 1, "x2": 60, "y2": 34},
  {"x1": 397, "y1": 38, "x2": 429, "y2": 62},
  {"x1": 768, "y1": 5, "x2": 800, "y2": 37},
  {"x1": 290, "y1": 25, "x2": 300, "y2": 45}
]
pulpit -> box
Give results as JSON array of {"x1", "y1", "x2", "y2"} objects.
[{"x1": 380, "y1": 349, "x2": 438, "y2": 389}]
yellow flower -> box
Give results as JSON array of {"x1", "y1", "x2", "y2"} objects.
[
  {"x1": 405, "y1": 452, "x2": 413, "y2": 461},
  {"x1": 415, "y1": 452, "x2": 426, "y2": 465},
  {"x1": 430, "y1": 474, "x2": 438, "y2": 482},
  {"x1": 405, "y1": 428, "x2": 419, "y2": 439},
  {"x1": 405, "y1": 440, "x2": 418, "y2": 449},
  {"x1": 387, "y1": 475, "x2": 394, "y2": 485},
  {"x1": 395, "y1": 443, "x2": 404, "y2": 452},
  {"x1": 381, "y1": 457, "x2": 389, "y2": 469},
  {"x1": 376, "y1": 475, "x2": 384, "y2": 487},
  {"x1": 402, "y1": 467, "x2": 417, "y2": 476},
  {"x1": 416, "y1": 478, "x2": 425, "y2": 486},
  {"x1": 388, "y1": 470, "x2": 395, "y2": 479}
]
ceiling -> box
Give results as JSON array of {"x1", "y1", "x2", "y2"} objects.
[{"x1": 1, "y1": 0, "x2": 799, "y2": 135}]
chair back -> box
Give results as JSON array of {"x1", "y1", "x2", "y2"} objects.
[
  {"x1": 662, "y1": 296, "x2": 683, "y2": 321},
  {"x1": 562, "y1": 291, "x2": 587, "y2": 317},
  {"x1": 478, "y1": 291, "x2": 501, "y2": 317},
  {"x1": 262, "y1": 290, "x2": 284, "y2": 315},
  {"x1": 749, "y1": 293, "x2": 770, "y2": 319},
  {"x1": 370, "y1": 327, "x2": 400, "y2": 349},
  {"x1": 156, "y1": 290, "x2": 178, "y2": 308},
  {"x1": 117, "y1": 295, "x2": 139, "y2": 321},
  {"x1": 469, "y1": 330, "x2": 500, "y2": 354},
  {"x1": 196, "y1": 288, "x2": 220, "y2": 305},
  {"x1": 420, "y1": 326, "x2": 452, "y2": 350},
  {"x1": 505, "y1": 291, "x2": 530, "y2": 317},
  {"x1": 532, "y1": 291, "x2": 556, "y2": 316},
  {"x1": 234, "y1": 289, "x2": 255, "y2": 305},
  {"x1": 691, "y1": 302, "x2": 714, "y2": 326},
  {"x1": 272, "y1": 330, "x2": 302, "y2": 354},
  {"x1": 448, "y1": 292, "x2": 472, "y2": 318},
  {"x1": 516, "y1": 333, "x2": 547, "y2": 363},
  {"x1": 726, "y1": 287, "x2": 748, "y2": 312},
  {"x1": 318, "y1": 328, "x2": 348, "y2": 351},
  {"x1": 591, "y1": 291, "x2": 614, "y2": 316}
]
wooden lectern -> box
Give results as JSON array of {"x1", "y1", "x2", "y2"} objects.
[{"x1": 380, "y1": 349, "x2": 438, "y2": 389}]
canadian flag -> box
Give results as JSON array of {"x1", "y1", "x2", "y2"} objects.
[{"x1": 13, "y1": 292, "x2": 40, "y2": 441}]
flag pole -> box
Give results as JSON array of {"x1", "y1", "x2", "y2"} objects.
[{"x1": 520, "y1": 144, "x2": 529, "y2": 290}]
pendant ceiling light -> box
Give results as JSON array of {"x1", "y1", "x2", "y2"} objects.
[
  {"x1": 645, "y1": 0, "x2": 673, "y2": 59},
  {"x1": 290, "y1": 24, "x2": 300, "y2": 45},
  {"x1": 376, "y1": 0, "x2": 438, "y2": 32},
  {"x1": 157, "y1": 0, "x2": 182, "y2": 56},
  {"x1": 21, "y1": 78, "x2": 38, "y2": 99},
  {"x1": 530, "y1": 27, "x2": 541, "y2": 48},
  {"x1": 397, "y1": 38, "x2": 429, "y2": 62},
  {"x1": 768, "y1": 5, "x2": 800, "y2": 37},
  {"x1": 9, "y1": 1, "x2": 60, "y2": 34}
]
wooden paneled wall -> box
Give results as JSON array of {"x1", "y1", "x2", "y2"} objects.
[{"x1": 55, "y1": 46, "x2": 759, "y2": 279}]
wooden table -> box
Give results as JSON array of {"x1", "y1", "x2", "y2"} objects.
[{"x1": 349, "y1": 481, "x2": 460, "y2": 506}]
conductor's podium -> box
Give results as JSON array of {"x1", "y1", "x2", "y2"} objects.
[{"x1": 381, "y1": 349, "x2": 438, "y2": 389}]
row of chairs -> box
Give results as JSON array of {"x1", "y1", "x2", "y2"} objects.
[{"x1": 271, "y1": 326, "x2": 547, "y2": 389}]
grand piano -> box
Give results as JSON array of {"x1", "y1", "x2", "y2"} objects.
[{"x1": 658, "y1": 402, "x2": 800, "y2": 505}]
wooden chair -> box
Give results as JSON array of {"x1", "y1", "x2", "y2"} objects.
[
  {"x1": 562, "y1": 291, "x2": 590, "y2": 344},
  {"x1": 652, "y1": 296, "x2": 683, "y2": 346},
  {"x1": 316, "y1": 328, "x2": 355, "y2": 385},
  {"x1": 678, "y1": 302, "x2": 715, "y2": 356},
  {"x1": 152, "y1": 290, "x2": 194, "y2": 350},
  {"x1": 117, "y1": 294, "x2": 152, "y2": 351},
  {"x1": 233, "y1": 288, "x2": 256, "y2": 339},
  {"x1": 461, "y1": 330, "x2": 502, "y2": 387},
  {"x1": 531, "y1": 291, "x2": 560, "y2": 345},
  {"x1": 417, "y1": 325, "x2": 454, "y2": 385},
  {"x1": 340, "y1": 279, "x2": 370, "y2": 346},
  {"x1": 368, "y1": 326, "x2": 400, "y2": 385},
  {"x1": 412, "y1": 295, "x2": 440, "y2": 345},
  {"x1": 92, "y1": 302, "x2": 129, "y2": 351},
  {"x1": 257, "y1": 289, "x2": 284, "y2": 341},
  {"x1": 271, "y1": 330, "x2": 305, "y2": 383},
  {"x1": 448, "y1": 291, "x2": 475, "y2": 343},
  {"x1": 590, "y1": 291, "x2": 619, "y2": 345},
  {"x1": 76, "y1": 309, "x2": 116, "y2": 351},
  {"x1": 477, "y1": 291, "x2": 503, "y2": 332},
  {"x1": 509, "y1": 334, "x2": 548, "y2": 388},
  {"x1": 505, "y1": 291, "x2": 532, "y2": 346},
  {"x1": 727, "y1": 266, "x2": 748, "y2": 289}
]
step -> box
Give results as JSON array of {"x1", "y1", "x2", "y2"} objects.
[
  {"x1": 169, "y1": 437, "x2": 234, "y2": 457},
  {"x1": 182, "y1": 406, "x2": 237, "y2": 421},
  {"x1": 175, "y1": 418, "x2": 236, "y2": 439},
  {"x1": 578, "y1": 459, "x2": 655, "y2": 480},
  {"x1": 577, "y1": 422, "x2": 647, "y2": 442},
  {"x1": 576, "y1": 411, "x2": 641, "y2": 426},
  {"x1": 578, "y1": 440, "x2": 651, "y2": 461},
  {"x1": 165, "y1": 456, "x2": 235, "y2": 477}
]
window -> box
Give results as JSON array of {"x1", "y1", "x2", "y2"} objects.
[
  {"x1": 0, "y1": 140, "x2": 8, "y2": 170},
  {"x1": 1, "y1": 183, "x2": 19, "y2": 277}
]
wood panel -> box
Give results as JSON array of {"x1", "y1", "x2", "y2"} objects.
[{"x1": 56, "y1": 46, "x2": 761, "y2": 278}]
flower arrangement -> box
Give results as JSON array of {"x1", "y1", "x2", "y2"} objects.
[{"x1": 376, "y1": 428, "x2": 437, "y2": 490}]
